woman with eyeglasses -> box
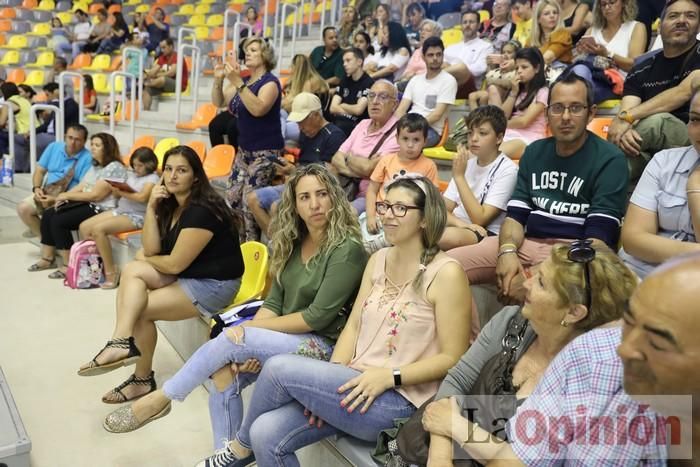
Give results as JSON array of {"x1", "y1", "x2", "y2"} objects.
[
  {"x1": 569, "y1": 0, "x2": 646, "y2": 103},
  {"x1": 418, "y1": 240, "x2": 636, "y2": 466},
  {"x1": 196, "y1": 176, "x2": 471, "y2": 467}
]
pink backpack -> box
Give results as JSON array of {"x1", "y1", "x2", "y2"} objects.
[{"x1": 64, "y1": 240, "x2": 104, "y2": 289}]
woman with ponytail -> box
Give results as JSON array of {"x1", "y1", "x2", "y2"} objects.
[{"x1": 196, "y1": 176, "x2": 472, "y2": 467}]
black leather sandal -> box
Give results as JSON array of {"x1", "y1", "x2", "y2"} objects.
[
  {"x1": 77, "y1": 337, "x2": 141, "y2": 377},
  {"x1": 102, "y1": 371, "x2": 157, "y2": 404}
]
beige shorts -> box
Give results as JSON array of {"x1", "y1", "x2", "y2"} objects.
[{"x1": 22, "y1": 194, "x2": 38, "y2": 211}]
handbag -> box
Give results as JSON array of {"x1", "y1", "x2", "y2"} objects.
[
  {"x1": 338, "y1": 121, "x2": 398, "y2": 201},
  {"x1": 36, "y1": 159, "x2": 79, "y2": 214},
  {"x1": 377, "y1": 313, "x2": 531, "y2": 467}
]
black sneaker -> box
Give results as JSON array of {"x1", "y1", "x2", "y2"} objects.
[{"x1": 194, "y1": 443, "x2": 255, "y2": 467}]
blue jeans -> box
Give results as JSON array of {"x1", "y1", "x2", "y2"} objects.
[
  {"x1": 254, "y1": 184, "x2": 285, "y2": 210},
  {"x1": 425, "y1": 126, "x2": 440, "y2": 148},
  {"x1": 161, "y1": 328, "x2": 334, "y2": 449},
  {"x1": 235, "y1": 354, "x2": 415, "y2": 467}
]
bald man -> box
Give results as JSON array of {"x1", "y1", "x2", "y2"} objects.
[{"x1": 619, "y1": 253, "x2": 700, "y2": 466}]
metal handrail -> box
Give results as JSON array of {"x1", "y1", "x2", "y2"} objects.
[
  {"x1": 174, "y1": 43, "x2": 201, "y2": 124},
  {"x1": 109, "y1": 71, "x2": 137, "y2": 147},
  {"x1": 233, "y1": 20, "x2": 252, "y2": 60},
  {"x1": 121, "y1": 46, "x2": 144, "y2": 111},
  {"x1": 177, "y1": 26, "x2": 197, "y2": 48},
  {"x1": 276, "y1": 3, "x2": 298, "y2": 74},
  {"x1": 58, "y1": 71, "x2": 84, "y2": 125},
  {"x1": 0, "y1": 101, "x2": 15, "y2": 160},
  {"x1": 29, "y1": 103, "x2": 62, "y2": 175},
  {"x1": 272, "y1": 0, "x2": 281, "y2": 45},
  {"x1": 263, "y1": 0, "x2": 270, "y2": 39},
  {"x1": 222, "y1": 9, "x2": 241, "y2": 60},
  {"x1": 320, "y1": 0, "x2": 332, "y2": 41}
]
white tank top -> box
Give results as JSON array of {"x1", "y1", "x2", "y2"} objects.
[{"x1": 591, "y1": 21, "x2": 639, "y2": 75}]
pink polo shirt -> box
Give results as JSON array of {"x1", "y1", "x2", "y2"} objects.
[
  {"x1": 403, "y1": 49, "x2": 426, "y2": 78},
  {"x1": 339, "y1": 115, "x2": 400, "y2": 196}
]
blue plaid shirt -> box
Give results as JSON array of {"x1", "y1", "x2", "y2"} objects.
[{"x1": 506, "y1": 327, "x2": 668, "y2": 466}]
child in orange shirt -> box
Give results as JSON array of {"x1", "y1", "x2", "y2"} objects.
[{"x1": 364, "y1": 113, "x2": 439, "y2": 237}]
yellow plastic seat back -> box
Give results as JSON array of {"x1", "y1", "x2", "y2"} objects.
[{"x1": 231, "y1": 241, "x2": 269, "y2": 306}]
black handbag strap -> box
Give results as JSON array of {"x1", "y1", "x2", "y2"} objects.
[{"x1": 368, "y1": 121, "x2": 399, "y2": 159}]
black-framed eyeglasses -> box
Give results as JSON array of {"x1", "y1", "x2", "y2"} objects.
[
  {"x1": 375, "y1": 202, "x2": 421, "y2": 217},
  {"x1": 567, "y1": 239, "x2": 596, "y2": 310},
  {"x1": 548, "y1": 103, "x2": 588, "y2": 116}
]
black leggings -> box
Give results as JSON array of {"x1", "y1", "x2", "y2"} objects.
[
  {"x1": 208, "y1": 111, "x2": 238, "y2": 148},
  {"x1": 40, "y1": 203, "x2": 98, "y2": 251}
]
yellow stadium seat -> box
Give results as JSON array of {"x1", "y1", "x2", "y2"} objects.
[
  {"x1": 92, "y1": 73, "x2": 109, "y2": 93},
  {"x1": 27, "y1": 22, "x2": 51, "y2": 37},
  {"x1": 124, "y1": 0, "x2": 141, "y2": 5},
  {"x1": 4, "y1": 35, "x2": 27, "y2": 49},
  {"x1": 194, "y1": 4, "x2": 210, "y2": 14},
  {"x1": 174, "y1": 3, "x2": 194, "y2": 15},
  {"x1": 206, "y1": 14, "x2": 224, "y2": 27},
  {"x1": 83, "y1": 54, "x2": 111, "y2": 71},
  {"x1": 423, "y1": 146, "x2": 457, "y2": 161},
  {"x1": 478, "y1": 9, "x2": 490, "y2": 22},
  {"x1": 135, "y1": 4, "x2": 149, "y2": 13},
  {"x1": 36, "y1": 0, "x2": 54, "y2": 10},
  {"x1": 23, "y1": 70, "x2": 45, "y2": 86},
  {"x1": 154, "y1": 137, "x2": 181, "y2": 168},
  {"x1": 193, "y1": 26, "x2": 210, "y2": 41},
  {"x1": 57, "y1": 11, "x2": 73, "y2": 25},
  {"x1": 72, "y1": 1, "x2": 88, "y2": 12},
  {"x1": 186, "y1": 14, "x2": 206, "y2": 27},
  {"x1": 441, "y1": 28, "x2": 462, "y2": 47},
  {"x1": 315, "y1": 0, "x2": 331, "y2": 12},
  {"x1": 230, "y1": 241, "x2": 269, "y2": 306},
  {"x1": 0, "y1": 50, "x2": 19, "y2": 65},
  {"x1": 26, "y1": 51, "x2": 54, "y2": 68},
  {"x1": 597, "y1": 99, "x2": 620, "y2": 109}
]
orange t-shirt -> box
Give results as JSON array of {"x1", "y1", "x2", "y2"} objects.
[
  {"x1": 370, "y1": 153, "x2": 439, "y2": 200},
  {"x1": 540, "y1": 28, "x2": 573, "y2": 64}
]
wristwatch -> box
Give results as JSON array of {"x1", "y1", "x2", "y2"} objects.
[
  {"x1": 392, "y1": 368, "x2": 402, "y2": 387},
  {"x1": 617, "y1": 110, "x2": 635, "y2": 124},
  {"x1": 237, "y1": 82, "x2": 247, "y2": 92}
]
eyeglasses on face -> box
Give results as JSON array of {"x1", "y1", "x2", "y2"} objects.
[
  {"x1": 548, "y1": 103, "x2": 588, "y2": 116},
  {"x1": 375, "y1": 201, "x2": 421, "y2": 217},
  {"x1": 368, "y1": 92, "x2": 394, "y2": 102},
  {"x1": 567, "y1": 239, "x2": 596, "y2": 311}
]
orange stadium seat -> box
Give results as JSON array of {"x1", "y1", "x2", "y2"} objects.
[
  {"x1": 203, "y1": 144, "x2": 235, "y2": 178},
  {"x1": 186, "y1": 140, "x2": 207, "y2": 162},
  {"x1": 176, "y1": 103, "x2": 217, "y2": 130}
]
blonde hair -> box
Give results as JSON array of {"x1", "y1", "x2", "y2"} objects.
[
  {"x1": 385, "y1": 177, "x2": 446, "y2": 290},
  {"x1": 530, "y1": 0, "x2": 565, "y2": 47},
  {"x1": 268, "y1": 164, "x2": 363, "y2": 281},
  {"x1": 242, "y1": 36, "x2": 276, "y2": 71},
  {"x1": 548, "y1": 240, "x2": 637, "y2": 331},
  {"x1": 288, "y1": 54, "x2": 330, "y2": 99},
  {"x1": 592, "y1": 0, "x2": 638, "y2": 29}
]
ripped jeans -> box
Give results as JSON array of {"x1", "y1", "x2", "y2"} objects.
[{"x1": 161, "y1": 327, "x2": 334, "y2": 449}]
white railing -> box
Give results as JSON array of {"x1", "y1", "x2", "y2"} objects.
[
  {"x1": 276, "y1": 3, "x2": 298, "y2": 74},
  {"x1": 223, "y1": 9, "x2": 241, "y2": 60},
  {"x1": 109, "y1": 71, "x2": 137, "y2": 146},
  {"x1": 121, "y1": 46, "x2": 144, "y2": 111},
  {"x1": 58, "y1": 71, "x2": 84, "y2": 125},
  {"x1": 0, "y1": 101, "x2": 15, "y2": 159},
  {"x1": 263, "y1": 0, "x2": 270, "y2": 38},
  {"x1": 233, "y1": 20, "x2": 253, "y2": 60},
  {"x1": 174, "y1": 43, "x2": 201, "y2": 125},
  {"x1": 29, "y1": 103, "x2": 62, "y2": 174},
  {"x1": 177, "y1": 26, "x2": 197, "y2": 48}
]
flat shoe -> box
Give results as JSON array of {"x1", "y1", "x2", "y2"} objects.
[
  {"x1": 103, "y1": 401, "x2": 171, "y2": 433},
  {"x1": 48, "y1": 269, "x2": 66, "y2": 279},
  {"x1": 27, "y1": 257, "x2": 56, "y2": 272},
  {"x1": 78, "y1": 337, "x2": 141, "y2": 377}
]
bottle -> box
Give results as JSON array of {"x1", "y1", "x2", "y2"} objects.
[{"x1": 1, "y1": 153, "x2": 14, "y2": 187}]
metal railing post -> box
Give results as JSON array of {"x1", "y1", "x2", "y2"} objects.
[
  {"x1": 177, "y1": 27, "x2": 197, "y2": 48},
  {"x1": 58, "y1": 71, "x2": 84, "y2": 125},
  {"x1": 263, "y1": 0, "x2": 269, "y2": 38},
  {"x1": 276, "y1": 4, "x2": 298, "y2": 74},
  {"x1": 109, "y1": 71, "x2": 136, "y2": 147},
  {"x1": 272, "y1": 0, "x2": 281, "y2": 45},
  {"x1": 121, "y1": 46, "x2": 144, "y2": 111},
  {"x1": 233, "y1": 20, "x2": 252, "y2": 59},
  {"x1": 29, "y1": 103, "x2": 61, "y2": 175},
  {"x1": 0, "y1": 101, "x2": 15, "y2": 160},
  {"x1": 223, "y1": 9, "x2": 242, "y2": 60},
  {"x1": 174, "y1": 43, "x2": 201, "y2": 125}
]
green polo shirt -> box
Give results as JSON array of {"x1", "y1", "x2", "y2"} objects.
[{"x1": 310, "y1": 46, "x2": 345, "y2": 82}]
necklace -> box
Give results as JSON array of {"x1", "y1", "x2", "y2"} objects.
[{"x1": 230, "y1": 72, "x2": 267, "y2": 116}]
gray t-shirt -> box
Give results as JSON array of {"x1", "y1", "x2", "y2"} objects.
[
  {"x1": 116, "y1": 171, "x2": 159, "y2": 216},
  {"x1": 81, "y1": 161, "x2": 128, "y2": 210},
  {"x1": 436, "y1": 306, "x2": 535, "y2": 400}
]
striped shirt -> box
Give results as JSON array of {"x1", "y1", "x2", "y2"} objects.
[{"x1": 506, "y1": 132, "x2": 628, "y2": 248}]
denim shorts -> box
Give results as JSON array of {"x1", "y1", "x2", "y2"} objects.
[
  {"x1": 254, "y1": 184, "x2": 285, "y2": 211},
  {"x1": 178, "y1": 277, "x2": 241, "y2": 319}
]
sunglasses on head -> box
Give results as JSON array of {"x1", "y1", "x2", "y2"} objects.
[{"x1": 567, "y1": 239, "x2": 596, "y2": 310}]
